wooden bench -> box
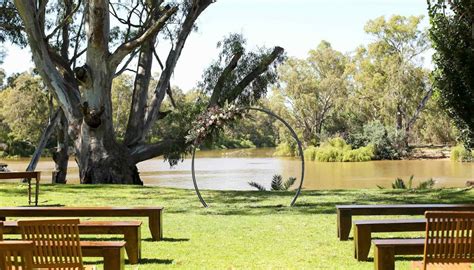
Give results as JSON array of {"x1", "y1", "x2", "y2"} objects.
[
  {"x1": 82, "y1": 241, "x2": 125, "y2": 270},
  {"x1": 354, "y1": 218, "x2": 425, "y2": 261},
  {"x1": 336, "y1": 204, "x2": 474, "y2": 240},
  {"x1": 372, "y1": 238, "x2": 424, "y2": 270},
  {"x1": 0, "y1": 220, "x2": 141, "y2": 264},
  {"x1": 0, "y1": 206, "x2": 163, "y2": 241},
  {"x1": 0, "y1": 172, "x2": 41, "y2": 206}
]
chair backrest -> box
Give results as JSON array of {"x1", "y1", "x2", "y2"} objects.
[
  {"x1": 424, "y1": 211, "x2": 474, "y2": 267},
  {"x1": 18, "y1": 218, "x2": 84, "y2": 269},
  {"x1": 0, "y1": 240, "x2": 35, "y2": 270}
]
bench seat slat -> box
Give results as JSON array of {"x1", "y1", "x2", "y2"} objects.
[{"x1": 353, "y1": 218, "x2": 426, "y2": 225}]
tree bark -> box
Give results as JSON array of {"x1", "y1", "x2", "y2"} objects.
[
  {"x1": 26, "y1": 109, "x2": 61, "y2": 173},
  {"x1": 52, "y1": 111, "x2": 69, "y2": 184}
]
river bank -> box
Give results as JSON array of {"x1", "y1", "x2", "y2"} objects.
[{"x1": 1, "y1": 147, "x2": 473, "y2": 190}]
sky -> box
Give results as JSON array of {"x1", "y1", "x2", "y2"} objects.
[{"x1": 1, "y1": 0, "x2": 431, "y2": 91}]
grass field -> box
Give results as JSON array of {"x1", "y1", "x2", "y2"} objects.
[{"x1": 0, "y1": 183, "x2": 473, "y2": 269}]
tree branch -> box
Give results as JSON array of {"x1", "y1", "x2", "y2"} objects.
[
  {"x1": 143, "y1": 0, "x2": 214, "y2": 138},
  {"x1": 153, "y1": 47, "x2": 176, "y2": 108},
  {"x1": 45, "y1": 0, "x2": 81, "y2": 41},
  {"x1": 406, "y1": 87, "x2": 434, "y2": 131},
  {"x1": 14, "y1": 0, "x2": 82, "y2": 125},
  {"x1": 129, "y1": 139, "x2": 186, "y2": 163},
  {"x1": 109, "y1": 5, "x2": 178, "y2": 69},
  {"x1": 224, "y1": 46, "x2": 284, "y2": 104},
  {"x1": 209, "y1": 51, "x2": 243, "y2": 106},
  {"x1": 114, "y1": 49, "x2": 139, "y2": 77}
]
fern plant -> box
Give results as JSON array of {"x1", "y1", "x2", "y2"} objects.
[
  {"x1": 283, "y1": 177, "x2": 296, "y2": 190},
  {"x1": 248, "y1": 181, "x2": 266, "y2": 191},
  {"x1": 271, "y1": 175, "x2": 283, "y2": 191},
  {"x1": 384, "y1": 175, "x2": 435, "y2": 190},
  {"x1": 248, "y1": 174, "x2": 297, "y2": 191}
]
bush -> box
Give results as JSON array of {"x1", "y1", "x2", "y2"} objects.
[
  {"x1": 249, "y1": 174, "x2": 297, "y2": 191},
  {"x1": 274, "y1": 141, "x2": 297, "y2": 157},
  {"x1": 305, "y1": 138, "x2": 374, "y2": 162},
  {"x1": 451, "y1": 145, "x2": 474, "y2": 162},
  {"x1": 348, "y1": 120, "x2": 406, "y2": 160},
  {"x1": 342, "y1": 144, "x2": 374, "y2": 162},
  {"x1": 380, "y1": 175, "x2": 436, "y2": 190},
  {"x1": 303, "y1": 146, "x2": 318, "y2": 161},
  {"x1": 6, "y1": 141, "x2": 35, "y2": 157}
]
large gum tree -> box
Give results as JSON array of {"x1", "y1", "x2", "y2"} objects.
[{"x1": 11, "y1": 0, "x2": 284, "y2": 184}]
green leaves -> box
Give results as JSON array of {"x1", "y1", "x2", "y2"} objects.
[
  {"x1": 428, "y1": 0, "x2": 474, "y2": 148},
  {"x1": 248, "y1": 174, "x2": 297, "y2": 191}
]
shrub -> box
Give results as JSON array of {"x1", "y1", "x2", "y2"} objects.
[
  {"x1": 348, "y1": 120, "x2": 406, "y2": 160},
  {"x1": 381, "y1": 175, "x2": 436, "y2": 190},
  {"x1": 305, "y1": 138, "x2": 374, "y2": 162},
  {"x1": 248, "y1": 174, "x2": 297, "y2": 191},
  {"x1": 451, "y1": 145, "x2": 474, "y2": 162},
  {"x1": 274, "y1": 141, "x2": 297, "y2": 157},
  {"x1": 303, "y1": 146, "x2": 318, "y2": 161},
  {"x1": 342, "y1": 144, "x2": 374, "y2": 162}
]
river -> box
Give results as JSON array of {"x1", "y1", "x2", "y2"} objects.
[{"x1": 1, "y1": 148, "x2": 473, "y2": 190}]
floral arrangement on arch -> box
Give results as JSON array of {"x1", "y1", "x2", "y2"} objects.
[{"x1": 186, "y1": 104, "x2": 247, "y2": 145}]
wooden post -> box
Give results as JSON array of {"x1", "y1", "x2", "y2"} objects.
[{"x1": 337, "y1": 209, "x2": 352, "y2": 240}]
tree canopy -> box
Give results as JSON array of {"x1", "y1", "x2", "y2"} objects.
[{"x1": 428, "y1": 0, "x2": 474, "y2": 148}]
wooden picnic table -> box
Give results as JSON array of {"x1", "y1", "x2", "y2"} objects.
[{"x1": 0, "y1": 171, "x2": 41, "y2": 206}]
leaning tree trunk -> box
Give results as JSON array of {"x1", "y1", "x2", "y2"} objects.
[{"x1": 52, "y1": 111, "x2": 69, "y2": 184}]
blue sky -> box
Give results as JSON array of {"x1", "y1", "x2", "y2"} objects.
[{"x1": 1, "y1": 0, "x2": 430, "y2": 90}]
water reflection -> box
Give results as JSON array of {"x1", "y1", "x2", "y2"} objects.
[{"x1": 1, "y1": 148, "x2": 473, "y2": 190}]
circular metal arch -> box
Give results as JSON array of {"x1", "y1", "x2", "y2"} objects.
[{"x1": 191, "y1": 107, "x2": 305, "y2": 208}]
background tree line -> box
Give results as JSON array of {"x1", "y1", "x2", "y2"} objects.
[{"x1": 0, "y1": 13, "x2": 469, "y2": 163}]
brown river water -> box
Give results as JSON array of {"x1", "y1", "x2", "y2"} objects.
[{"x1": 1, "y1": 148, "x2": 473, "y2": 190}]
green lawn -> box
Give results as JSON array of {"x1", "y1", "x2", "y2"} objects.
[{"x1": 0, "y1": 183, "x2": 473, "y2": 269}]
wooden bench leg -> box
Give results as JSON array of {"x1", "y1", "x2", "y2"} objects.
[
  {"x1": 149, "y1": 210, "x2": 162, "y2": 241},
  {"x1": 337, "y1": 210, "x2": 352, "y2": 240},
  {"x1": 34, "y1": 178, "x2": 39, "y2": 206},
  {"x1": 124, "y1": 227, "x2": 141, "y2": 264},
  {"x1": 354, "y1": 225, "x2": 371, "y2": 261},
  {"x1": 374, "y1": 245, "x2": 395, "y2": 270},
  {"x1": 103, "y1": 246, "x2": 125, "y2": 270},
  {"x1": 28, "y1": 178, "x2": 32, "y2": 205}
]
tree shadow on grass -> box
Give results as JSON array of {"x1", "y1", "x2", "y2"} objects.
[
  {"x1": 138, "y1": 258, "x2": 173, "y2": 264},
  {"x1": 364, "y1": 255, "x2": 422, "y2": 263},
  {"x1": 191, "y1": 189, "x2": 474, "y2": 216},
  {"x1": 144, "y1": 237, "x2": 189, "y2": 242}
]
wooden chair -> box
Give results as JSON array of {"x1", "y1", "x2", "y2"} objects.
[
  {"x1": 0, "y1": 240, "x2": 34, "y2": 270},
  {"x1": 18, "y1": 219, "x2": 95, "y2": 270},
  {"x1": 412, "y1": 211, "x2": 474, "y2": 270}
]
